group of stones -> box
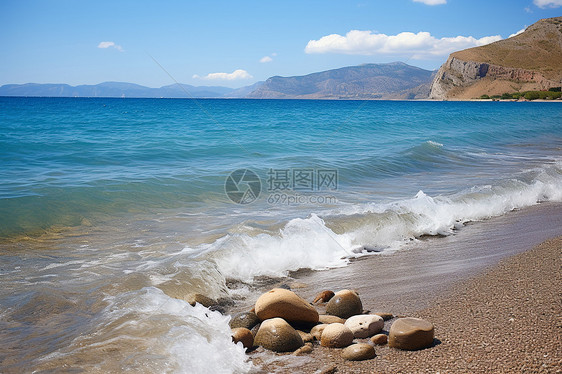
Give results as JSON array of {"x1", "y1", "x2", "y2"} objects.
[{"x1": 228, "y1": 288, "x2": 435, "y2": 361}]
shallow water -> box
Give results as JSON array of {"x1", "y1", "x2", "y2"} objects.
[{"x1": 0, "y1": 98, "x2": 561, "y2": 372}]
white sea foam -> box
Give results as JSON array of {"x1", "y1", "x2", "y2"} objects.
[
  {"x1": 41, "y1": 287, "x2": 252, "y2": 373},
  {"x1": 187, "y1": 160, "x2": 562, "y2": 285}
]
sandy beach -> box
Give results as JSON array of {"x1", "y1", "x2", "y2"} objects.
[{"x1": 248, "y1": 203, "x2": 562, "y2": 373}]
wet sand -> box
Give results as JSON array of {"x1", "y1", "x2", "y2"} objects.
[{"x1": 249, "y1": 203, "x2": 562, "y2": 373}]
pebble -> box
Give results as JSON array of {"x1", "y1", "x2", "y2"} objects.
[
  {"x1": 389, "y1": 317, "x2": 435, "y2": 350},
  {"x1": 229, "y1": 311, "x2": 260, "y2": 330},
  {"x1": 344, "y1": 314, "x2": 384, "y2": 338},
  {"x1": 371, "y1": 333, "x2": 388, "y2": 345},
  {"x1": 320, "y1": 323, "x2": 354, "y2": 348},
  {"x1": 326, "y1": 289, "x2": 363, "y2": 319},
  {"x1": 341, "y1": 343, "x2": 376, "y2": 361},
  {"x1": 254, "y1": 317, "x2": 304, "y2": 352},
  {"x1": 255, "y1": 288, "x2": 319, "y2": 324},
  {"x1": 231, "y1": 327, "x2": 254, "y2": 349}
]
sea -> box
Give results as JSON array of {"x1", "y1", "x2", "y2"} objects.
[{"x1": 0, "y1": 97, "x2": 561, "y2": 373}]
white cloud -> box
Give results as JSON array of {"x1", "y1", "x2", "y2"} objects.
[
  {"x1": 193, "y1": 69, "x2": 253, "y2": 81},
  {"x1": 508, "y1": 27, "x2": 527, "y2": 38},
  {"x1": 413, "y1": 0, "x2": 447, "y2": 5},
  {"x1": 305, "y1": 30, "x2": 502, "y2": 59},
  {"x1": 533, "y1": 0, "x2": 562, "y2": 8},
  {"x1": 97, "y1": 41, "x2": 123, "y2": 52},
  {"x1": 260, "y1": 56, "x2": 273, "y2": 63}
]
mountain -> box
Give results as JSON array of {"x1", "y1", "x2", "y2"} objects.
[
  {"x1": 0, "y1": 82, "x2": 235, "y2": 98},
  {"x1": 430, "y1": 17, "x2": 562, "y2": 100},
  {"x1": 246, "y1": 62, "x2": 434, "y2": 99},
  {"x1": 224, "y1": 81, "x2": 264, "y2": 98}
]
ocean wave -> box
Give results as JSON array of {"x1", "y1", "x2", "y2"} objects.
[
  {"x1": 185, "y1": 159, "x2": 562, "y2": 286},
  {"x1": 36, "y1": 287, "x2": 252, "y2": 373}
]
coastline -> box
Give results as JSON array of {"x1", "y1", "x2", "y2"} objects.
[{"x1": 246, "y1": 202, "x2": 562, "y2": 373}]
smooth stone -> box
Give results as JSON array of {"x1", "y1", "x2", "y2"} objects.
[
  {"x1": 311, "y1": 324, "x2": 327, "y2": 340},
  {"x1": 374, "y1": 312, "x2": 393, "y2": 321},
  {"x1": 255, "y1": 288, "x2": 319, "y2": 324},
  {"x1": 254, "y1": 318, "x2": 304, "y2": 352},
  {"x1": 325, "y1": 290, "x2": 362, "y2": 319},
  {"x1": 320, "y1": 323, "x2": 354, "y2": 348},
  {"x1": 185, "y1": 293, "x2": 216, "y2": 307},
  {"x1": 229, "y1": 312, "x2": 260, "y2": 330},
  {"x1": 319, "y1": 315, "x2": 346, "y2": 324},
  {"x1": 293, "y1": 342, "x2": 313, "y2": 355},
  {"x1": 313, "y1": 290, "x2": 335, "y2": 304},
  {"x1": 371, "y1": 334, "x2": 388, "y2": 345},
  {"x1": 388, "y1": 317, "x2": 435, "y2": 350},
  {"x1": 344, "y1": 314, "x2": 384, "y2": 338},
  {"x1": 297, "y1": 330, "x2": 314, "y2": 343},
  {"x1": 341, "y1": 343, "x2": 376, "y2": 361},
  {"x1": 231, "y1": 327, "x2": 254, "y2": 349}
]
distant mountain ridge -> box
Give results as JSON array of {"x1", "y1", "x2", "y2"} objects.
[
  {"x1": 0, "y1": 82, "x2": 236, "y2": 98},
  {"x1": 247, "y1": 62, "x2": 434, "y2": 99},
  {"x1": 0, "y1": 62, "x2": 435, "y2": 100},
  {"x1": 430, "y1": 16, "x2": 562, "y2": 100}
]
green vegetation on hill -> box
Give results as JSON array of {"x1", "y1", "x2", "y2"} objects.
[{"x1": 478, "y1": 88, "x2": 562, "y2": 101}]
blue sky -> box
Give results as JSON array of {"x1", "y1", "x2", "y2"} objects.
[{"x1": 1, "y1": 0, "x2": 561, "y2": 88}]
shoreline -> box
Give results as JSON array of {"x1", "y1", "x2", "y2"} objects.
[{"x1": 244, "y1": 202, "x2": 562, "y2": 372}]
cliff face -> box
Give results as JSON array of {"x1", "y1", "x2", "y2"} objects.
[{"x1": 430, "y1": 17, "x2": 562, "y2": 100}]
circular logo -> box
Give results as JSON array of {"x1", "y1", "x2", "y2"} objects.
[{"x1": 225, "y1": 169, "x2": 261, "y2": 204}]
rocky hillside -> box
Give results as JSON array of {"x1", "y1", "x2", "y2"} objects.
[
  {"x1": 430, "y1": 17, "x2": 562, "y2": 100},
  {"x1": 247, "y1": 62, "x2": 434, "y2": 100}
]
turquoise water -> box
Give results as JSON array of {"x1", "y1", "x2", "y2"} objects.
[{"x1": 0, "y1": 97, "x2": 561, "y2": 372}]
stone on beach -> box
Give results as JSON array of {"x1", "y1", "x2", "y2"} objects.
[
  {"x1": 341, "y1": 343, "x2": 376, "y2": 361},
  {"x1": 320, "y1": 323, "x2": 354, "y2": 348},
  {"x1": 229, "y1": 311, "x2": 260, "y2": 330},
  {"x1": 388, "y1": 317, "x2": 435, "y2": 350},
  {"x1": 313, "y1": 290, "x2": 335, "y2": 304},
  {"x1": 255, "y1": 288, "x2": 319, "y2": 324},
  {"x1": 325, "y1": 289, "x2": 363, "y2": 319},
  {"x1": 253, "y1": 317, "x2": 304, "y2": 352},
  {"x1": 231, "y1": 327, "x2": 254, "y2": 349},
  {"x1": 293, "y1": 342, "x2": 313, "y2": 355},
  {"x1": 344, "y1": 314, "x2": 384, "y2": 338},
  {"x1": 374, "y1": 312, "x2": 393, "y2": 321},
  {"x1": 185, "y1": 293, "x2": 216, "y2": 308},
  {"x1": 318, "y1": 314, "x2": 346, "y2": 324},
  {"x1": 311, "y1": 324, "x2": 327, "y2": 340},
  {"x1": 371, "y1": 333, "x2": 388, "y2": 345}
]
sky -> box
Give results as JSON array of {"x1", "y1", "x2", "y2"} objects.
[{"x1": 1, "y1": 0, "x2": 561, "y2": 88}]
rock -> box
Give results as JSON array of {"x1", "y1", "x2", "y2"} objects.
[
  {"x1": 231, "y1": 328, "x2": 254, "y2": 349},
  {"x1": 229, "y1": 312, "x2": 260, "y2": 330},
  {"x1": 311, "y1": 324, "x2": 327, "y2": 340},
  {"x1": 388, "y1": 317, "x2": 435, "y2": 350},
  {"x1": 313, "y1": 290, "x2": 335, "y2": 304},
  {"x1": 344, "y1": 314, "x2": 384, "y2": 338},
  {"x1": 297, "y1": 330, "x2": 314, "y2": 343},
  {"x1": 374, "y1": 312, "x2": 393, "y2": 321},
  {"x1": 254, "y1": 318, "x2": 304, "y2": 352},
  {"x1": 371, "y1": 334, "x2": 388, "y2": 345},
  {"x1": 341, "y1": 343, "x2": 376, "y2": 361},
  {"x1": 320, "y1": 323, "x2": 354, "y2": 348},
  {"x1": 255, "y1": 288, "x2": 319, "y2": 324},
  {"x1": 293, "y1": 342, "x2": 313, "y2": 355},
  {"x1": 250, "y1": 322, "x2": 261, "y2": 337},
  {"x1": 319, "y1": 315, "x2": 346, "y2": 324},
  {"x1": 325, "y1": 289, "x2": 362, "y2": 319},
  {"x1": 185, "y1": 293, "x2": 216, "y2": 307}
]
